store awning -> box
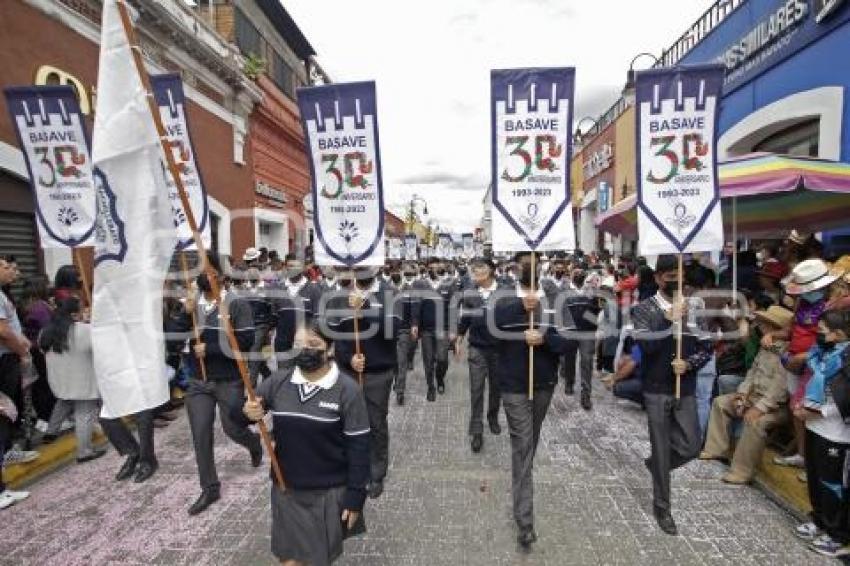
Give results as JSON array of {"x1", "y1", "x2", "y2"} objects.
[{"x1": 595, "y1": 152, "x2": 850, "y2": 239}]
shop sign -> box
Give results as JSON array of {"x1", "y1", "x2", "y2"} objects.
[
  {"x1": 255, "y1": 181, "x2": 287, "y2": 205},
  {"x1": 583, "y1": 143, "x2": 613, "y2": 179}
]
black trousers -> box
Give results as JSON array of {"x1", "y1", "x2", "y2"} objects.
[
  {"x1": 421, "y1": 330, "x2": 449, "y2": 389},
  {"x1": 644, "y1": 393, "x2": 701, "y2": 513},
  {"x1": 101, "y1": 409, "x2": 157, "y2": 466},
  {"x1": 0, "y1": 353, "x2": 21, "y2": 492},
  {"x1": 805, "y1": 428, "x2": 850, "y2": 543},
  {"x1": 185, "y1": 379, "x2": 261, "y2": 491},
  {"x1": 363, "y1": 369, "x2": 394, "y2": 482}
]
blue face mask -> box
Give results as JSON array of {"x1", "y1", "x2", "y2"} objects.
[{"x1": 801, "y1": 290, "x2": 825, "y2": 304}]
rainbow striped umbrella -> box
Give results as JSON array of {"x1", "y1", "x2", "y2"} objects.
[{"x1": 595, "y1": 153, "x2": 850, "y2": 238}]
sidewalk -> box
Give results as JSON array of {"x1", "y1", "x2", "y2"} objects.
[{"x1": 4, "y1": 431, "x2": 108, "y2": 489}]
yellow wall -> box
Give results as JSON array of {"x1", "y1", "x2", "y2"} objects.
[
  {"x1": 570, "y1": 149, "x2": 584, "y2": 207},
  {"x1": 613, "y1": 105, "x2": 636, "y2": 206}
]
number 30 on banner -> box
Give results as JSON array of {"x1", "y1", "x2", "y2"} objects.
[
  {"x1": 646, "y1": 133, "x2": 709, "y2": 184},
  {"x1": 320, "y1": 151, "x2": 373, "y2": 199},
  {"x1": 33, "y1": 145, "x2": 86, "y2": 187},
  {"x1": 501, "y1": 135, "x2": 562, "y2": 183}
]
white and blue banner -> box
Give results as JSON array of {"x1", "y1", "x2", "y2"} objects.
[
  {"x1": 636, "y1": 64, "x2": 725, "y2": 255},
  {"x1": 437, "y1": 233, "x2": 453, "y2": 259},
  {"x1": 462, "y1": 233, "x2": 474, "y2": 258},
  {"x1": 151, "y1": 73, "x2": 210, "y2": 250},
  {"x1": 387, "y1": 236, "x2": 402, "y2": 260},
  {"x1": 404, "y1": 234, "x2": 418, "y2": 261},
  {"x1": 298, "y1": 81, "x2": 385, "y2": 267},
  {"x1": 490, "y1": 67, "x2": 576, "y2": 252},
  {"x1": 4, "y1": 86, "x2": 97, "y2": 248}
]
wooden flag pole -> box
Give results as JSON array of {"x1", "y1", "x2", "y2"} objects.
[
  {"x1": 116, "y1": 0, "x2": 285, "y2": 489},
  {"x1": 179, "y1": 251, "x2": 207, "y2": 382},
  {"x1": 353, "y1": 296, "x2": 363, "y2": 386},
  {"x1": 675, "y1": 253, "x2": 684, "y2": 400},
  {"x1": 528, "y1": 252, "x2": 536, "y2": 401},
  {"x1": 72, "y1": 247, "x2": 92, "y2": 309}
]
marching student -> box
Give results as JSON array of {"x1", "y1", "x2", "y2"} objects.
[
  {"x1": 177, "y1": 253, "x2": 263, "y2": 516},
  {"x1": 326, "y1": 267, "x2": 399, "y2": 500},
  {"x1": 239, "y1": 321, "x2": 370, "y2": 566},
  {"x1": 274, "y1": 254, "x2": 323, "y2": 376},
  {"x1": 493, "y1": 250, "x2": 575, "y2": 548},
  {"x1": 391, "y1": 262, "x2": 419, "y2": 406},
  {"x1": 412, "y1": 258, "x2": 456, "y2": 401},
  {"x1": 456, "y1": 255, "x2": 502, "y2": 453},
  {"x1": 238, "y1": 264, "x2": 274, "y2": 386},
  {"x1": 630, "y1": 254, "x2": 712, "y2": 535}
]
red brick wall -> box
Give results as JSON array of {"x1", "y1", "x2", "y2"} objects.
[{"x1": 0, "y1": 0, "x2": 256, "y2": 256}]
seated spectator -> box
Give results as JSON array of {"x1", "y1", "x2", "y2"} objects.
[
  {"x1": 700, "y1": 305, "x2": 794, "y2": 484},
  {"x1": 605, "y1": 337, "x2": 643, "y2": 407}
]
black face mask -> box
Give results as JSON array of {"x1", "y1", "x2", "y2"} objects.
[
  {"x1": 519, "y1": 266, "x2": 538, "y2": 288},
  {"x1": 428, "y1": 269, "x2": 438, "y2": 280},
  {"x1": 457, "y1": 267, "x2": 467, "y2": 276},
  {"x1": 403, "y1": 272, "x2": 416, "y2": 279},
  {"x1": 294, "y1": 348, "x2": 326, "y2": 372},
  {"x1": 437, "y1": 269, "x2": 447, "y2": 277},
  {"x1": 661, "y1": 280, "x2": 678, "y2": 297},
  {"x1": 339, "y1": 279, "x2": 353, "y2": 289},
  {"x1": 390, "y1": 273, "x2": 402, "y2": 284},
  {"x1": 817, "y1": 332, "x2": 834, "y2": 350},
  {"x1": 553, "y1": 270, "x2": 565, "y2": 280},
  {"x1": 197, "y1": 273, "x2": 213, "y2": 293},
  {"x1": 357, "y1": 277, "x2": 375, "y2": 290}
]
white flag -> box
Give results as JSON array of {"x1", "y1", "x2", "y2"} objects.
[{"x1": 91, "y1": 0, "x2": 177, "y2": 418}]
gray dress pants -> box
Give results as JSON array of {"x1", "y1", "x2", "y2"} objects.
[
  {"x1": 46, "y1": 398, "x2": 100, "y2": 458},
  {"x1": 185, "y1": 379, "x2": 261, "y2": 491},
  {"x1": 394, "y1": 330, "x2": 412, "y2": 394},
  {"x1": 467, "y1": 345, "x2": 501, "y2": 435},
  {"x1": 421, "y1": 330, "x2": 449, "y2": 389},
  {"x1": 502, "y1": 388, "x2": 554, "y2": 531},
  {"x1": 644, "y1": 393, "x2": 701, "y2": 513},
  {"x1": 363, "y1": 369, "x2": 394, "y2": 482}
]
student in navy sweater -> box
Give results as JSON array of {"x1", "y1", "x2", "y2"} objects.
[
  {"x1": 273, "y1": 254, "x2": 323, "y2": 375},
  {"x1": 325, "y1": 268, "x2": 399, "y2": 500},
  {"x1": 177, "y1": 253, "x2": 263, "y2": 516},
  {"x1": 493, "y1": 250, "x2": 575, "y2": 549},
  {"x1": 456, "y1": 255, "x2": 503, "y2": 453},
  {"x1": 241, "y1": 322, "x2": 370, "y2": 566},
  {"x1": 412, "y1": 258, "x2": 457, "y2": 401}
]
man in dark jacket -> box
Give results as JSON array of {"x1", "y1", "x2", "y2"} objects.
[
  {"x1": 273, "y1": 254, "x2": 323, "y2": 375},
  {"x1": 177, "y1": 253, "x2": 262, "y2": 516},
  {"x1": 325, "y1": 267, "x2": 399, "y2": 500},
  {"x1": 563, "y1": 270, "x2": 601, "y2": 410},
  {"x1": 631, "y1": 254, "x2": 712, "y2": 536},
  {"x1": 456, "y1": 256, "x2": 502, "y2": 452},
  {"x1": 391, "y1": 262, "x2": 419, "y2": 405},
  {"x1": 493, "y1": 251, "x2": 575, "y2": 548},
  {"x1": 412, "y1": 258, "x2": 456, "y2": 401}
]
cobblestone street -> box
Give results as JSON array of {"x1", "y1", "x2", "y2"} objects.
[{"x1": 0, "y1": 355, "x2": 830, "y2": 565}]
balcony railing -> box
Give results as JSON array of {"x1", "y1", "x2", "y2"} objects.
[{"x1": 656, "y1": 0, "x2": 746, "y2": 68}]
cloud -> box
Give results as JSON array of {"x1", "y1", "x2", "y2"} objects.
[{"x1": 394, "y1": 173, "x2": 484, "y2": 191}]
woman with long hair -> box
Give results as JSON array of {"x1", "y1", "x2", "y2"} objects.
[
  {"x1": 39, "y1": 297, "x2": 104, "y2": 462},
  {"x1": 20, "y1": 277, "x2": 55, "y2": 424}
]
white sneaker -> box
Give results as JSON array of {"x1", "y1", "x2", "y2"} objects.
[
  {"x1": 0, "y1": 489, "x2": 29, "y2": 510},
  {"x1": 3, "y1": 449, "x2": 40, "y2": 466},
  {"x1": 773, "y1": 453, "x2": 805, "y2": 468},
  {"x1": 795, "y1": 521, "x2": 821, "y2": 541}
]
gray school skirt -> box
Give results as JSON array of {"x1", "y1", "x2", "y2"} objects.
[{"x1": 271, "y1": 485, "x2": 366, "y2": 565}]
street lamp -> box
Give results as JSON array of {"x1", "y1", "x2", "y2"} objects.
[
  {"x1": 574, "y1": 116, "x2": 599, "y2": 145},
  {"x1": 406, "y1": 193, "x2": 429, "y2": 233},
  {"x1": 623, "y1": 52, "x2": 661, "y2": 103}
]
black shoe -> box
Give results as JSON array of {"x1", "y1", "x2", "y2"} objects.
[
  {"x1": 396, "y1": 392, "x2": 405, "y2": 406},
  {"x1": 115, "y1": 454, "x2": 139, "y2": 481},
  {"x1": 654, "y1": 509, "x2": 678, "y2": 535},
  {"x1": 580, "y1": 390, "x2": 592, "y2": 411},
  {"x1": 437, "y1": 382, "x2": 445, "y2": 394},
  {"x1": 427, "y1": 387, "x2": 436, "y2": 402},
  {"x1": 188, "y1": 489, "x2": 221, "y2": 516},
  {"x1": 564, "y1": 383, "x2": 574, "y2": 396},
  {"x1": 42, "y1": 433, "x2": 58, "y2": 444},
  {"x1": 488, "y1": 419, "x2": 501, "y2": 435},
  {"x1": 250, "y1": 444, "x2": 263, "y2": 468},
  {"x1": 368, "y1": 479, "x2": 384, "y2": 499},
  {"x1": 76, "y1": 448, "x2": 107, "y2": 464},
  {"x1": 518, "y1": 528, "x2": 537, "y2": 548},
  {"x1": 407, "y1": 361, "x2": 414, "y2": 371},
  {"x1": 471, "y1": 433, "x2": 483, "y2": 453},
  {"x1": 133, "y1": 461, "x2": 158, "y2": 483}
]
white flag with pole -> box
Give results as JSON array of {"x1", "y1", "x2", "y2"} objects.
[{"x1": 90, "y1": 0, "x2": 177, "y2": 418}]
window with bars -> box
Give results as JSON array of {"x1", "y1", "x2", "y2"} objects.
[{"x1": 234, "y1": 8, "x2": 261, "y2": 60}]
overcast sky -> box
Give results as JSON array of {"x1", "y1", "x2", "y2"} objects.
[{"x1": 285, "y1": 0, "x2": 715, "y2": 234}]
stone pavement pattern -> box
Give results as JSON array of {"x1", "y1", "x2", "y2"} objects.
[{"x1": 0, "y1": 352, "x2": 830, "y2": 566}]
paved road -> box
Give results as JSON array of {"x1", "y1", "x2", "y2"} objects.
[{"x1": 0, "y1": 352, "x2": 828, "y2": 565}]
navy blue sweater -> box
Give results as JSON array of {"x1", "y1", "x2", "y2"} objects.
[
  {"x1": 492, "y1": 289, "x2": 575, "y2": 394},
  {"x1": 273, "y1": 280, "x2": 323, "y2": 355},
  {"x1": 456, "y1": 282, "x2": 502, "y2": 349},
  {"x1": 326, "y1": 283, "x2": 400, "y2": 374},
  {"x1": 412, "y1": 278, "x2": 456, "y2": 332}
]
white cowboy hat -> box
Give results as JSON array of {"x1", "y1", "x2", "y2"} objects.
[
  {"x1": 783, "y1": 258, "x2": 839, "y2": 295},
  {"x1": 242, "y1": 247, "x2": 261, "y2": 262}
]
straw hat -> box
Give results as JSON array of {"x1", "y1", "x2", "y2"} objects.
[
  {"x1": 754, "y1": 306, "x2": 794, "y2": 330},
  {"x1": 783, "y1": 258, "x2": 839, "y2": 295},
  {"x1": 242, "y1": 247, "x2": 261, "y2": 262}
]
